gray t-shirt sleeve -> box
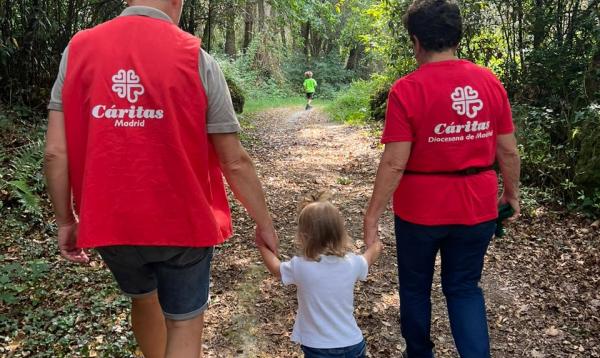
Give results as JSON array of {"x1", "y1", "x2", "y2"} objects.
[
  {"x1": 199, "y1": 49, "x2": 241, "y2": 133},
  {"x1": 48, "y1": 46, "x2": 69, "y2": 112}
]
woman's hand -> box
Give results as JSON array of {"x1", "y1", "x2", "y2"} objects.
[{"x1": 499, "y1": 194, "x2": 520, "y2": 222}]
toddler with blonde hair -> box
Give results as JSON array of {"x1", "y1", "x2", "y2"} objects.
[{"x1": 259, "y1": 192, "x2": 382, "y2": 357}]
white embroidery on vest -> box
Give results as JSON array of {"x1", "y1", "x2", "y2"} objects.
[
  {"x1": 91, "y1": 69, "x2": 164, "y2": 127},
  {"x1": 112, "y1": 69, "x2": 145, "y2": 103},
  {"x1": 451, "y1": 86, "x2": 483, "y2": 118}
]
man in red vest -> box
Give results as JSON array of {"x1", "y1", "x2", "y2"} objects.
[{"x1": 44, "y1": 0, "x2": 278, "y2": 357}]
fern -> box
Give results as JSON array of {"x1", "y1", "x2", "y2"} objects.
[
  {"x1": 2, "y1": 140, "x2": 45, "y2": 217},
  {"x1": 7, "y1": 180, "x2": 41, "y2": 215}
]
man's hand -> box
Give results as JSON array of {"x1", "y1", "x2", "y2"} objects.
[
  {"x1": 255, "y1": 224, "x2": 279, "y2": 256},
  {"x1": 499, "y1": 194, "x2": 520, "y2": 222},
  {"x1": 57, "y1": 222, "x2": 89, "y2": 263}
]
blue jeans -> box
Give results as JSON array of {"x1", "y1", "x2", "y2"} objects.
[
  {"x1": 301, "y1": 339, "x2": 366, "y2": 358},
  {"x1": 395, "y1": 217, "x2": 495, "y2": 358}
]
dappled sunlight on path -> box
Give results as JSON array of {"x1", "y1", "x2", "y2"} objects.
[{"x1": 200, "y1": 107, "x2": 600, "y2": 358}]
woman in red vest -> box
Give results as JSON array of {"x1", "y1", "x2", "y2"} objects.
[
  {"x1": 363, "y1": 1, "x2": 521, "y2": 357},
  {"x1": 44, "y1": 0, "x2": 278, "y2": 357}
]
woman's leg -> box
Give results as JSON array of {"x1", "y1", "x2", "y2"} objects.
[
  {"x1": 440, "y1": 221, "x2": 495, "y2": 358},
  {"x1": 396, "y1": 217, "x2": 445, "y2": 358}
]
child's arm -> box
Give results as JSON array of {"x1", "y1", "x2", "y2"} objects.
[
  {"x1": 362, "y1": 240, "x2": 383, "y2": 267},
  {"x1": 258, "y1": 245, "x2": 282, "y2": 279}
]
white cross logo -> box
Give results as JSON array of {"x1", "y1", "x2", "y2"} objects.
[
  {"x1": 111, "y1": 69, "x2": 145, "y2": 103},
  {"x1": 451, "y1": 86, "x2": 483, "y2": 118}
]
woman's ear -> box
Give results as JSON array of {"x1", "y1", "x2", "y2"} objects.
[{"x1": 412, "y1": 35, "x2": 421, "y2": 54}]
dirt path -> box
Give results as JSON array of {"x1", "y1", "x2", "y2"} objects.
[{"x1": 201, "y1": 107, "x2": 600, "y2": 357}]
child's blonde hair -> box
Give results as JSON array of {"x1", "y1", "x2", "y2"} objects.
[
  {"x1": 297, "y1": 191, "x2": 351, "y2": 260},
  {"x1": 304, "y1": 71, "x2": 313, "y2": 78}
]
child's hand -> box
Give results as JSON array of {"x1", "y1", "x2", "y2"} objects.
[
  {"x1": 258, "y1": 244, "x2": 282, "y2": 279},
  {"x1": 363, "y1": 238, "x2": 383, "y2": 267}
]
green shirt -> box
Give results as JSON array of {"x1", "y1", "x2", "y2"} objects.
[{"x1": 303, "y1": 78, "x2": 317, "y2": 93}]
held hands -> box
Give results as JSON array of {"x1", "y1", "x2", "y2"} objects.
[
  {"x1": 363, "y1": 217, "x2": 380, "y2": 248},
  {"x1": 255, "y1": 223, "x2": 279, "y2": 256},
  {"x1": 362, "y1": 217, "x2": 384, "y2": 266},
  {"x1": 255, "y1": 223, "x2": 282, "y2": 278},
  {"x1": 57, "y1": 221, "x2": 89, "y2": 263}
]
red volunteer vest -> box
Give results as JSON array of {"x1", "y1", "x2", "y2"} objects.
[
  {"x1": 382, "y1": 60, "x2": 514, "y2": 225},
  {"x1": 62, "y1": 15, "x2": 233, "y2": 248}
]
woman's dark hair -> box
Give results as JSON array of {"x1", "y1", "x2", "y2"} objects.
[{"x1": 403, "y1": 0, "x2": 463, "y2": 52}]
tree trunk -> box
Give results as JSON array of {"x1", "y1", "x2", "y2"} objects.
[
  {"x1": 257, "y1": 0, "x2": 265, "y2": 30},
  {"x1": 323, "y1": 39, "x2": 336, "y2": 55},
  {"x1": 183, "y1": 0, "x2": 197, "y2": 35},
  {"x1": 345, "y1": 43, "x2": 364, "y2": 70},
  {"x1": 280, "y1": 26, "x2": 286, "y2": 47},
  {"x1": 243, "y1": 0, "x2": 254, "y2": 53},
  {"x1": 555, "y1": 0, "x2": 565, "y2": 46},
  {"x1": 1, "y1": 0, "x2": 12, "y2": 40},
  {"x1": 532, "y1": 0, "x2": 546, "y2": 49},
  {"x1": 202, "y1": 0, "x2": 213, "y2": 52},
  {"x1": 310, "y1": 31, "x2": 322, "y2": 57},
  {"x1": 585, "y1": 49, "x2": 600, "y2": 98},
  {"x1": 565, "y1": 0, "x2": 581, "y2": 49},
  {"x1": 301, "y1": 21, "x2": 310, "y2": 58},
  {"x1": 224, "y1": 13, "x2": 236, "y2": 57}
]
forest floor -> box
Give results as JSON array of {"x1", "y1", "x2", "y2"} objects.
[
  {"x1": 202, "y1": 106, "x2": 600, "y2": 357},
  {"x1": 1, "y1": 106, "x2": 598, "y2": 357}
]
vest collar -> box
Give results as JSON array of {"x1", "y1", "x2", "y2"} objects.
[{"x1": 120, "y1": 6, "x2": 173, "y2": 23}]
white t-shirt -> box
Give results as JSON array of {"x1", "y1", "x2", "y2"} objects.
[{"x1": 280, "y1": 253, "x2": 369, "y2": 349}]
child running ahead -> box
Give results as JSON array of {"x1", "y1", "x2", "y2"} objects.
[
  {"x1": 303, "y1": 71, "x2": 317, "y2": 110},
  {"x1": 259, "y1": 192, "x2": 382, "y2": 357}
]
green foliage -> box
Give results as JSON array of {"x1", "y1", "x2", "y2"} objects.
[
  {"x1": 0, "y1": 258, "x2": 49, "y2": 305},
  {"x1": 326, "y1": 80, "x2": 371, "y2": 124},
  {"x1": 225, "y1": 76, "x2": 245, "y2": 114},
  {"x1": 283, "y1": 52, "x2": 357, "y2": 99},
  {"x1": 0, "y1": 0, "x2": 125, "y2": 107},
  {"x1": 243, "y1": 97, "x2": 308, "y2": 114},
  {"x1": 514, "y1": 103, "x2": 600, "y2": 216},
  {"x1": 326, "y1": 74, "x2": 393, "y2": 124},
  {"x1": 1, "y1": 139, "x2": 45, "y2": 219},
  {"x1": 216, "y1": 38, "x2": 295, "y2": 101},
  {"x1": 574, "y1": 105, "x2": 600, "y2": 207},
  {"x1": 217, "y1": 36, "x2": 357, "y2": 102},
  {"x1": 0, "y1": 106, "x2": 47, "y2": 227}
]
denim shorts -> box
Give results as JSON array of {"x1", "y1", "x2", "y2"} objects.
[
  {"x1": 97, "y1": 245, "x2": 214, "y2": 321},
  {"x1": 301, "y1": 339, "x2": 367, "y2": 358}
]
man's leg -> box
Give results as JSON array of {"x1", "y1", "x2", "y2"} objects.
[
  {"x1": 131, "y1": 292, "x2": 167, "y2": 358},
  {"x1": 154, "y1": 247, "x2": 214, "y2": 358},
  {"x1": 395, "y1": 217, "x2": 445, "y2": 358},
  {"x1": 440, "y1": 221, "x2": 495, "y2": 358},
  {"x1": 97, "y1": 247, "x2": 165, "y2": 357},
  {"x1": 165, "y1": 314, "x2": 205, "y2": 358}
]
